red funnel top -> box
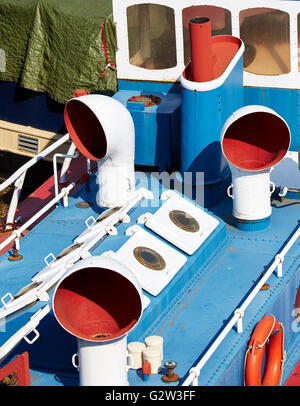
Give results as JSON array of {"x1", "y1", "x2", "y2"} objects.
[
  {"x1": 183, "y1": 17, "x2": 242, "y2": 82},
  {"x1": 221, "y1": 109, "x2": 290, "y2": 171},
  {"x1": 185, "y1": 17, "x2": 242, "y2": 83},
  {"x1": 189, "y1": 17, "x2": 214, "y2": 82}
]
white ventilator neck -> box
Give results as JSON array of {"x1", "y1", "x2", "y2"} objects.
[{"x1": 96, "y1": 159, "x2": 135, "y2": 208}]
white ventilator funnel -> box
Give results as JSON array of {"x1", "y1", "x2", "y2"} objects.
[
  {"x1": 221, "y1": 106, "x2": 290, "y2": 224},
  {"x1": 52, "y1": 256, "x2": 143, "y2": 386},
  {"x1": 64, "y1": 94, "x2": 135, "y2": 208}
]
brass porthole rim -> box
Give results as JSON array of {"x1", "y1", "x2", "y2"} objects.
[
  {"x1": 133, "y1": 246, "x2": 166, "y2": 271},
  {"x1": 169, "y1": 209, "x2": 200, "y2": 233}
]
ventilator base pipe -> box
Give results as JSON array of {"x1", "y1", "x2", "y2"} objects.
[
  {"x1": 96, "y1": 159, "x2": 135, "y2": 208},
  {"x1": 228, "y1": 165, "x2": 274, "y2": 221}
]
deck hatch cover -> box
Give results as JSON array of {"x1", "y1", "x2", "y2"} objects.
[
  {"x1": 138, "y1": 190, "x2": 219, "y2": 255},
  {"x1": 112, "y1": 225, "x2": 187, "y2": 296}
]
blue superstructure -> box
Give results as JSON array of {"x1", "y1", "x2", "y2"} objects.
[
  {"x1": 0, "y1": 0, "x2": 299, "y2": 388},
  {"x1": 0, "y1": 172, "x2": 298, "y2": 386},
  {"x1": 113, "y1": 90, "x2": 181, "y2": 170}
]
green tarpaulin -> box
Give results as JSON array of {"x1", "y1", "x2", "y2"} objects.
[{"x1": 0, "y1": 0, "x2": 117, "y2": 103}]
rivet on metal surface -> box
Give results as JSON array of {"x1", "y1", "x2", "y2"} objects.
[{"x1": 162, "y1": 360, "x2": 179, "y2": 382}]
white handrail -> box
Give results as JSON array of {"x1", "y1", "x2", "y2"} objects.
[
  {"x1": 0, "y1": 133, "x2": 70, "y2": 193},
  {"x1": 0, "y1": 183, "x2": 75, "y2": 254},
  {"x1": 58, "y1": 142, "x2": 77, "y2": 184},
  {"x1": 182, "y1": 224, "x2": 300, "y2": 386},
  {"x1": 0, "y1": 134, "x2": 70, "y2": 229},
  {"x1": 53, "y1": 151, "x2": 79, "y2": 199},
  {"x1": 5, "y1": 171, "x2": 26, "y2": 229}
]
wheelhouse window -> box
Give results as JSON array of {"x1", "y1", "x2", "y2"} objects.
[
  {"x1": 182, "y1": 6, "x2": 232, "y2": 66},
  {"x1": 127, "y1": 4, "x2": 176, "y2": 70},
  {"x1": 240, "y1": 8, "x2": 290, "y2": 75}
]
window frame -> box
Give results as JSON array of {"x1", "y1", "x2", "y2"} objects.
[
  {"x1": 112, "y1": 0, "x2": 300, "y2": 89},
  {"x1": 126, "y1": 3, "x2": 178, "y2": 70}
]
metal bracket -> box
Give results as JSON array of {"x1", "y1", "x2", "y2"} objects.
[
  {"x1": 24, "y1": 329, "x2": 40, "y2": 345},
  {"x1": 1, "y1": 292, "x2": 13, "y2": 307},
  {"x1": 44, "y1": 253, "x2": 56, "y2": 266}
]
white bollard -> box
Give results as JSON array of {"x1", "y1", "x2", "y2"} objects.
[
  {"x1": 142, "y1": 346, "x2": 161, "y2": 374},
  {"x1": 127, "y1": 342, "x2": 146, "y2": 370},
  {"x1": 145, "y1": 335, "x2": 163, "y2": 362}
]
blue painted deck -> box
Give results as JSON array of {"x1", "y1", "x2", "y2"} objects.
[{"x1": 0, "y1": 172, "x2": 299, "y2": 386}]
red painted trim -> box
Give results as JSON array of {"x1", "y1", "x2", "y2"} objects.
[
  {"x1": 0, "y1": 154, "x2": 96, "y2": 256},
  {"x1": 0, "y1": 352, "x2": 31, "y2": 386}
]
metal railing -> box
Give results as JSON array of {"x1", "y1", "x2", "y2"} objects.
[
  {"x1": 0, "y1": 133, "x2": 81, "y2": 254},
  {"x1": 0, "y1": 182, "x2": 75, "y2": 255},
  {"x1": 53, "y1": 150, "x2": 79, "y2": 199},
  {"x1": 0, "y1": 134, "x2": 75, "y2": 230},
  {"x1": 182, "y1": 223, "x2": 300, "y2": 386}
]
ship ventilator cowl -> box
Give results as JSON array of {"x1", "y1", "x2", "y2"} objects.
[
  {"x1": 221, "y1": 105, "x2": 290, "y2": 230},
  {"x1": 52, "y1": 256, "x2": 143, "y2": 386},
  {"x1": 64, "y1": 94, "x2": 135, "y2": 208}
]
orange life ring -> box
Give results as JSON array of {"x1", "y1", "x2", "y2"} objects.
[{"x1": 244, "y1": 315, "x2": 284, "y2": 386}]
